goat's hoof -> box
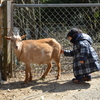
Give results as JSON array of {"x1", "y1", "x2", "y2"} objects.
[
  {"x1": 56, "y1": 76, "x2": 60, "y2": 80},
  {"x1": 23, "y1": 81, "x2": 28, "y2": 84},
  {"x1": 40, "y1": 77, "x2": 45, "y2": 81},
  {"x1": 29, "y1": 79, "x2": 32, "y2": 82}
]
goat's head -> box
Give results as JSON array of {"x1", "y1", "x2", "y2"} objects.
[{"x1": 5, "y1": 34, "x2": 26, "y2": 50}]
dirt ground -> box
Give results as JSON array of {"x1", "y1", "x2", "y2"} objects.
[{"x1": 0, "y1": 72, "x2": 100, "y2": 100}]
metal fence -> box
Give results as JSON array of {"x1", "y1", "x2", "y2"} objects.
[{"x1": 11, "y1": 3, "x2": 100, "y2": 78}]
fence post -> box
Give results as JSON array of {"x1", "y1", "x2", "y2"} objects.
[
  {"x1": 0, "y1": 0, "x2": 3, "y2": 83},
  {"x1": 2, "y1": 0, "x2": 12, "y2": 80}
]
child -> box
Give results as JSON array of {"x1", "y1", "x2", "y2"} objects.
[{"x1": 62, "y1": 28, "x2": 100, "y2": 83}]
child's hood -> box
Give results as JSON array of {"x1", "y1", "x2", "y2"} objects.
[{"x1": 78, "y1": 33, "x2": 93, "y2": 44}]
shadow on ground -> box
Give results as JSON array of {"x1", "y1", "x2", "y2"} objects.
[{"x1": 0, "y1": 78, "x2": 91, "y2": 93}]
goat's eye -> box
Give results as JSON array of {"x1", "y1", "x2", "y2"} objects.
[
  {"x1": 16, "y1": 46, "x2": 18, "y2": 49},
  {"x1": 11, "y1": 39, "x2": 13, "y2": 42}
]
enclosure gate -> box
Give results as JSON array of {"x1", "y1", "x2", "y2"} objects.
[{"x1": 2, "y1": 1, "x2": 100, "y2": 80}]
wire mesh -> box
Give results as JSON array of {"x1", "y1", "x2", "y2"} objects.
[{"x1": 12, "y1": 4, "x2": 100, "y2": 78}]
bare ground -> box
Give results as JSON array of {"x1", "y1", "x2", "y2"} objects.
[{"x1": 0, "y1": 72, "x2": 100, "y2": 100}]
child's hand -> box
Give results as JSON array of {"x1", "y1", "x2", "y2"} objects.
[
  {"x1": 80, "y1": 61, "x2": 85, "y2": 63},
  {"x1": 60, "y1": 50, "x2": 64, "y2": 54}
]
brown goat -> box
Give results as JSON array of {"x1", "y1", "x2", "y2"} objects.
[{"x1": 5, "y1": 35, "x2": 61, "y2": 84}]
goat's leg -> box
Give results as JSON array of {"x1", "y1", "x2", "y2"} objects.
[
  {"x1": 41, "y1": 62, "x2": 52, "y2": 79},
  {"x1": 29, "y1": 69, "x2": 32, "y2": 82},
  {"x1": 24, "y1": 64, "x2": 31, "y2": 84},
  {"x1": 54, "y1": 57, "x2": 61, "y2": 79},
  {"x1": 56, "y1": 62, "x2": 61, "y2": 79}
]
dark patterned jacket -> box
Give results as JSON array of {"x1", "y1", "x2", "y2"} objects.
[{"x1": 64, "y1": 33, "x2": 100, "y2": 76}]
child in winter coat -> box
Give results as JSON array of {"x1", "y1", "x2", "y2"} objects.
[{"x1": 61, "y1": 28, "x2": 100, "y2": 83}]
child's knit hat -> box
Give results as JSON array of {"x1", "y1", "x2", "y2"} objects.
[{"x1": 67, "y1": 28, "x2": 82, "y2": 38}]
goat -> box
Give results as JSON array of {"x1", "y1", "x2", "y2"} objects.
[{"x1": 5, "y1": 34, "x2": 61, "y2": 84}]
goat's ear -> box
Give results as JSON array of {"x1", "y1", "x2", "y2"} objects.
[
  {"x1": 5, "y1": 36, "x2": 12, "y2": 40},
  {"x1": 21, "y1": 35, "x2": 26, "y2": 39}
]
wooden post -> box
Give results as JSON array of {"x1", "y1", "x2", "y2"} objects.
[
  {"x1": 2, "y1": 0, "x2": 12, "y2": 80},
  {"x1": 0, "y1": 0, "x2": 3, "y2": 82}
]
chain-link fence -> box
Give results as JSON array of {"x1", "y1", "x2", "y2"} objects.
[{"x1": 12, "y1": 4, "x2": 100, "y2": 78}]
